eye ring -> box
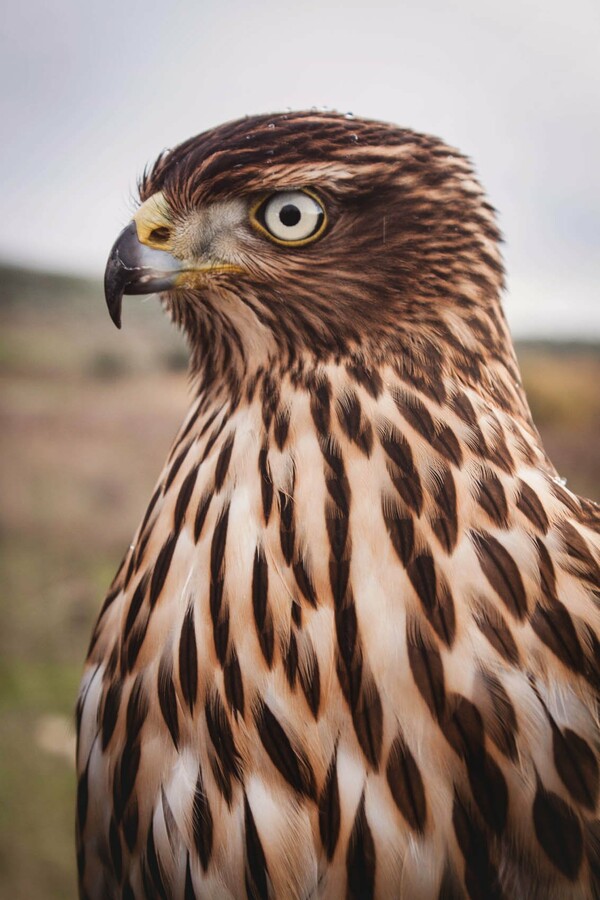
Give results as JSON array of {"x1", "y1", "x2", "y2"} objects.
[{"x1": 250, "y1": 189, "x2": 327, "y2": 246}]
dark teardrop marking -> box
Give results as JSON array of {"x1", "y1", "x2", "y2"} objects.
[
  {"x1": 380, "y1": 426, "x2": 423, "y2": 515},
  {"x1": 475, "y1": 471, "x2": 508, "y2": 527},
  {"x1": 205, "y1": 692, "x2": 242, "y2": 785},
  {"x1": 157, "y1": 656, "x2": 179, "y2": 749},
  {"x1": 380, "y1": 426, "x2": 415, "y2": 473},
  {"x1": 530, "y1": 598, "x2": 585, "y2": 675},
  {"x1": 336, "y1": 390, "x2": 373, "y2": 456},
  {"x1": 474, "y1": 602, "x2": 520, "y2": 667},
  {"x1": 431, "y1": 425, "x2": 463, "y2": 468},
  {"x1": 407, "y1": 554, "x2": 456, "y2": 647},
  {"x1": 299, "y1": 646, "x2": 321, "y2": 718},
  {"x1": 76, "y1": 760, "x2": 90, "y2": 835},
  {"x1": 193, "y1": 493, "x2": 212, "y2": 543},
  {"x1": 291, "y1": 597, "x2": 301, "y2": 626},
  {"x1": 337, "y1": 391, "x2": 361, "y2": 441},
  {"x1": 192, "y1": 767, "x2": 213, "y2": 871},
  {"x1": 393, "y1": 390, "x2": 436, "y2": 443},
  {"x1": 485, "y1": 426, "x2": 515, "y2": 475},
  {"x1": 144, "y1": 818, "x2": 168, "y2": 899},
  {"x1": 326, "y1": 507, "x2": 350, "y2": 563},
  {"x1": 335, "y1": 599, "x2": 359, "y2": 688},
  {"x1": 319, "y1": 750, "x2": 341, "y2": 860},
  {"x1": 352, "y1": 675, "x2": 384, "y2": 770},
  {"x1": 386, "y1": 733, "x2": 428, "y2": 832},
  {"x1": 293, "y1": 558, "x2": 317, "y2": 607},
  {"x1": 173, "y1": 464, "x2": 199, "y2": 532},
  {"x1": 149, "y1": 532, "x2": 178, "y2": 608},
  {"x1": 252, "y1": 546, "x2": 274, "y2": 667},
  {"x1": 551, "y1": 723, "x2": 599, "y2": 810},
  {"x1": 535, "y1": 537, "x2": 558, "y2": 599},
  {"x1": 125, "y1": 673, "x2": 149, "y2": 743},
  {"x1": 113, "y1": 738, "x2": 141, "y2": 821},
  {"x1": 260, "y1": 373, "x2": 280, "y2": 431},
  {"x1": 210, "y1": 581, "x2": 229, "y2": 666},
  {"x1": 451, "y1": 390, "x2": 478, "y2": 428},
  {"x1": 201, "y1": 418, "x2": 228, "y2": 464},
  {"x1": 346, "y1": 792, "x2": 376, "y2": 900},
  {"x1": 274, "y1": 407, "x2": 290, "y2": 450},
  {"x1": 516, "y1": 479, "x2": 549, "y2": 533},
  {"x1": 101, "y1": 678, "x2": 123, "y2": 750},
  {"x1": 123, "y1": 572, "x2": 150, "y2": 641},
  {"x1": 179, "y1": 605, "x2": 198, "y2": 713},
  {"x1": 330, "y1": 557, "x2": 350, "y2": 608},
  {"x1": 310, "y1": 378, "x2": 332, "y2": 436},
  {"x1": 224, "y1": 647, "x2": 245, "y2": 717},
  {"x1": 452, "y1": 791, "x2": 502, "y2": 900},
  {"x1": 471, "y1": 530, "x2": 527, "y2": 619},
  {"x1": 279, "y1": 490, "x2": 295, "y2": 565},
  {"x1": 383, "y1": 502, "x2": 414, "y2": 566},
  {"x1": 258, "y1": 443, "x2": 273, "y2": 524},
  {"x1": 284, "y1": 632, "x2": 298, "y2": 688},
  {"x1": 431, "y1": 466, "x2": 458, "y2": 554},
  {"x1": 209, "y1": 751, "x2": 233, "y2": 807},
  {"x1": 407, "y1": 625, "x2": 446, "y2": 721},
  {"x1": 323, "y1": 457, "x2": 350, "y2": 521},
  {"x1": 210, "y1": 505, "x2": 230, "y2": 581},
  {"x1": 122, "y1": 613, "x2": 150, "y2": 672},
  {"x1": 443, "y1": 694, "x2": 484, "y2": 759},
  {"x1": 209, "y1": 506, "x2": 231, "y2": 665},
  {"x1": 533, "y1": 783, "x2": 583, "y2": 880},
  {"x1": 244, "y1": 794, "x2": 269, "y2": 900},
  {"x1": 214, "y1": 433, "x2": 235, "y2": 492},
  {"x1": 467, "y1": 751, "x2": 508, "y2": 836},
  {"x1": 481, "y1": 671, "x2": 519, "y2": 761},
  {"x1": 256, "y1": 703, "x2": 316, "y2": 799}
]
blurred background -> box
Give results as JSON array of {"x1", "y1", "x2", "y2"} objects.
[{"x1": 1, "y1": 0, "x2": 599, "y2": 896}]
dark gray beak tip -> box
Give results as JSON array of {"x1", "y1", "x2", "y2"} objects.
[
  {"x1": 104, "y1": 258, "x2": 124, "y2": 329},
  {"x1": 104, "y1": 222, "x2": 137, "y2": 329},
  {"x1": 103, "y1": 221, "x2": 182, "y2": 329}
]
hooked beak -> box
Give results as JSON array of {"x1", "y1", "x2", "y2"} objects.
[
  {"x1": 104, "y1": 191, "x2": 243, "y2": 328},
  {"x1": 104, "y1": 220, "x2": 183, "y2": 329}
]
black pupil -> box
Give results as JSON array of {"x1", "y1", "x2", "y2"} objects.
[{"x1": 279, "y1": 204, "x2": 301, "y2": 227}]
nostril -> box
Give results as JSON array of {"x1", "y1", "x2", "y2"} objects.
[{"x1": 149, "y1": 226, "x2": 171, "y2": 244}]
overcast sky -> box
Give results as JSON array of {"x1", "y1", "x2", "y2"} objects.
[{"x1": 1, "y1": 0, "x2": 599, "y2": 336}]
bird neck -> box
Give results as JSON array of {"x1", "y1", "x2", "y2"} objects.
[
  {"x1": 185, "y1": 319, "x2": 536, "y2": 450},
  {"x1": 177, "y1": 337, "x2": 547, "y2": 492},
  {"x1": 181, "y1": 274, "x2": 532, "y2": 435}
]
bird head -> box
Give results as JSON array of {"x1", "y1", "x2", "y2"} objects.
[{"x1": 105, "y1": 111, "x2": 509, "y2": 390}]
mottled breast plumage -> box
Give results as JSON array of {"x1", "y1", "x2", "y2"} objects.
[{"x1": 77, "y1": 111, "x2": 600, "y2": 900}]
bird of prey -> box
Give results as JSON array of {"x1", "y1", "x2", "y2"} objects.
[{"x1": 77, "y1": 111, "x2": 600, "y2": 900}]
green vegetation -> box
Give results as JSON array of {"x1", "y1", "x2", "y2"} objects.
[{"x1": 0, "y1": 263, "x2": 598, "y2": 897}]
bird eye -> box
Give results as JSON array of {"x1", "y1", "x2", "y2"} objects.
[{"x1": 252, "y1": 190, "x2": 326, "y2": 245}]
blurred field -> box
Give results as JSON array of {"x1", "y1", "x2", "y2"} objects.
[{"x1": 0, "y1": 263, "x2": 598, "y2": 898}]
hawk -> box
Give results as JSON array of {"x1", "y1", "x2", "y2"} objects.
[{"x1": 77, "y1": 112, "x2": 600, "y2": 899}]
